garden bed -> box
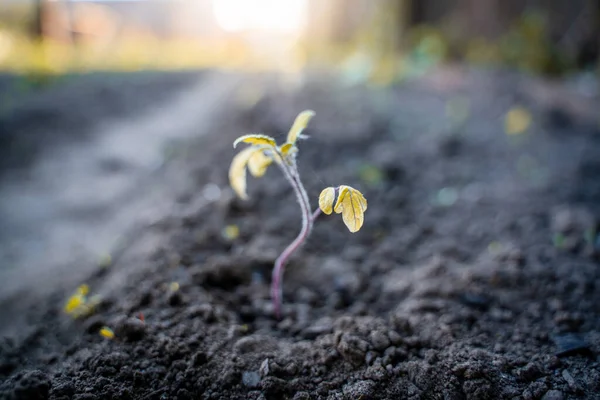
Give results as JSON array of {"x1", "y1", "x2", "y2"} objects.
[{"x1": 1, "y1": 68, "x2": 599, "y2": 399}]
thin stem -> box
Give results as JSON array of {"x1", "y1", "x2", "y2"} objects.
[
  {"x1": 311, "y1": 207, "x2": 322, "y2": 222},
  {"x1": 271, "y1": 156, "x2": 313, "y2": 318}
]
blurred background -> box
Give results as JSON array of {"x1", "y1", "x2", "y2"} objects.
[
  {"x1": 0, "y1": 0, "x2": 598, "y2": 76},
  {"x1": 0, "y1": 0, "x2": 598, "y2": 323}
]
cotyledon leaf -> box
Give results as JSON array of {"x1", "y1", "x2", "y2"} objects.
[
  {"x1": 354, "y1": 188, "x2": 368, "y2": 212},
  {"x1": 318, "y1": 187, "x2": 336, "y2": 215},
  {"x1": 334, "y1": 187, "x2": 347, "y2": 213},
  {"x1": 229, "y1": 146, "x2": 264, "y2": 200},
  {"x1": 333, "y1": 185, "x2": 367, "y2": 233},
  {"x1": 233, "y1": 134, "x2": 277, "y2": 149},
  {"x1": 247, "y1": 149, "x2": 273, "y2": 177},
  {"x1": 286, "y1": 110, "x2": 315, "y2": 145}
]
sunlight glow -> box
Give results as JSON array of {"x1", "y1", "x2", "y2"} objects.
[
  {"x1": 0, "y1": 31, "x2": 13, "y2": 63},
  {"x1": 211, "y1": 0, "x2": 308, "y2": 35}
]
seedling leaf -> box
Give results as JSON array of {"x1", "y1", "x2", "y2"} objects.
[
  {"x1": 319, "y1": 187, "x2": 335, "y2": 215},
  {"x1": 64, "y1": 284, "x2": 101, "y2": 319},
  {"x1": 248, "y1": 149, "x2": 273, "y2": 177},
  {"x1": 286, "y1": 110, "x2": 315, "y2": 145},
  {"x1": 64, "y1": 293, "x2": 84, "y2": 314},
  {"x1": 280, "y1": 143, "x2": 295, "y2": 155},
  {"x1": 333, "y1": 185, "x2": 367, "y2": 233},
  {"x1": 233, "y1": 134, "x2": 277, "y2": 148},
  {"x1": 99, "y1": 326, "x2": 115, "y2": 339},
  {"x1": 334, "y1": 186, "x2": 349, "y2": 213},
  {"x1": 229, "y1": 146, "x2": 264, "y2": 199}
]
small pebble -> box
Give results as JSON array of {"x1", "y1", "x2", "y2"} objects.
[
  {"x1": 242, "y1": 371, "x2": 261, "y2": 388},
  {"x1": 259, "y1": 359, "x2": 270, "y2": 377},
  {"x1": 561, "y1": 370, "x2": 580, "y2": 392}
]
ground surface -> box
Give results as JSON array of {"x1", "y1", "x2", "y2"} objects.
[{"x1": 0, "y1": 67, "x2": 599, "y2": 400}]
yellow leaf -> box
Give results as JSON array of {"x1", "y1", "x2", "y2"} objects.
[
  {"x1": 280, "y1": 143, "x2": 295, "y2": 155},
  {"x1": 318, "y1": 187, "x2": 335, "y2": 215},
  {"x1": 333, "y1": 186, "x2": 367, "y2": 233},
  {"x1": 247, "y1": 149, "x2": 273, "y2": 177},
  {"x1": 99, "y1": 326, "x2": 115, "y2": 339},
  {"x1": 233, "y1": 134, "x2": 277, "y2": 148},
  {"x1": 64, "y1": 294, "x2": 84, "y2": 314},
  {"x1": 286, "y1": 110, "x2": 315, "y2": 145},
  {"x1": 333, "y1": 186, "x2": 349, "y2": 213},
  {"x1": 355, "y1": 189, "x2": 368, "y2": 213},
  {"x1": 229, "y1": 146, "x2": 263, "y2": 200},
  {"x1": 505, "y1": 107, "x2": 531, "y2": 135}
]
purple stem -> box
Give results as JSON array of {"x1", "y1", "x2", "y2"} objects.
[
  {"x1": 270, "y1": 204, "x2": 323, "y2": 319},
  {"x1": 311, "y1": 208, "x2": 322, "y2": 222}
]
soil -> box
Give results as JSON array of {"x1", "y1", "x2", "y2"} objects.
[
  {"x1": 0, "y1": 71, "x2": 204, "y2": 173},
  {"x1": 1, "y1": 67, "x2": 600, "y2": 400}
]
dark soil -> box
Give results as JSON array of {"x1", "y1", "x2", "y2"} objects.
[
  {"x1": 0, "y1": 71, "x2": 203, "y2": 173},
  {"x1": 1, "y1": 68, "x2": 600, "y2": 400}
]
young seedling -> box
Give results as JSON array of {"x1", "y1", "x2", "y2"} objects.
[
  {"x1": 229, "y1": 110, "x2": 368, "y2": 317},
  {"x1": 64, "y1": 284, "x2": 102, "y2": 319}
]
